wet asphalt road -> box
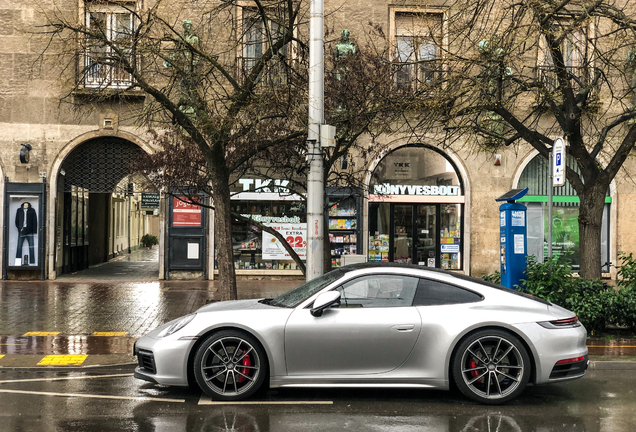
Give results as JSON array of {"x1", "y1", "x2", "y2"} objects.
[{"x1": 0, "y1": 366, "x2": 634, "y2": 432}]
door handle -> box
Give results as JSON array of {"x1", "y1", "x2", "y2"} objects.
[{"x1": 392, "y1": 324, "x2": 415, "y2": 332}]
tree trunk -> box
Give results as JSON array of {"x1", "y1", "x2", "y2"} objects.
[
  {"x1": 577, "y1": 186, "x2": 606, "y2": 280},
  {"x1": 212, "y1": 172, "x2": 238, "y2": 300}
]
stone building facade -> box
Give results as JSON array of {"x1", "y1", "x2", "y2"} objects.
[{"x1": 0, "y1": 0, "x2": 634, "y2": 280}]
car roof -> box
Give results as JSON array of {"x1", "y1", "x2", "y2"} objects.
[{"x1": 338, "y1": 262, "x2": 550, "y2": 305}]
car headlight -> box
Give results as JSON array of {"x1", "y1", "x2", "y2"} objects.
[{"x1": 158, "y1": 314, "x2": 196, "y2": 337}]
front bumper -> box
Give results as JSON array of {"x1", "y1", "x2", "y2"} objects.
[{"x1": 132, "y1": 335, "x2": 196, "y2": 387}]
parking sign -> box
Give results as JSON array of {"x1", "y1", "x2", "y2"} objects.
[{"x1": 553, "y1": 137, "x2": 565, "y2": 187}]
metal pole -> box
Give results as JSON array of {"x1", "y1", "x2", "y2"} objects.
[
  {"x1": 306, "y1": 0, "x2": 324, "y2": 281},
  {"x1": 548, "y1": 151, "x2": 553, "y2": 259}
]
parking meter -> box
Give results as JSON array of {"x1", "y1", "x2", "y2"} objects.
[{"x1": 496, "y1": 188, "x2": 529, "y2": 289}]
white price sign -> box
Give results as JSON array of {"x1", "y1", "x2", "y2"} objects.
[
  {"x1": 262, "y1": 223, "x2": 307, "y2": 260},
  {"x1": 553, "y1": 137, "x2": 566, "y2": 187}
]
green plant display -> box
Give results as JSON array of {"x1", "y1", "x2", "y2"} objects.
[{"x1": 141, "y1": 234, "x2": 159, "y2": 247}]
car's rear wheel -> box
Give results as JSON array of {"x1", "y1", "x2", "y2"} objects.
[
  {"x1": 452, "y1": 329, "x2": 530, "y2": 404},
  {"x1": 194, "y1": 330, "x2": 267, "y2": 400}
]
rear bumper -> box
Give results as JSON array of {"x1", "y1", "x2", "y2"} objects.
[
  {"x1": 512, "y1": 322, "x2": 588, "y2": 384},
  {"x1": 549, "y1": 355, "x2": 588, "y2": 380}
]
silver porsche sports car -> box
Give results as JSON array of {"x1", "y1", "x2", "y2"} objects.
[{"x1": 134, "y1": 263, "x2": 588, "y2": 404}]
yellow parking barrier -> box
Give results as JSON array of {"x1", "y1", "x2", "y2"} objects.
[{"x1": 37, "y1": 355, "x2": 88, "y2": 366}]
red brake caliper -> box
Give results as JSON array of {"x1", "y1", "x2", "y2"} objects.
[
  {"x1": 238, "y1": 350, "x2": 251, "y2": 383},
  {"x1": 469, "y1": 359, "x2": 479, "y2": 378}
]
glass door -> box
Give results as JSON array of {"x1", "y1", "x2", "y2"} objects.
[
  {"x1": 415, "y1": 205, "x2": 436, "y2": 267},
  {"x1": 393, "y1": 205, "x2": 413, "y2": 264}
]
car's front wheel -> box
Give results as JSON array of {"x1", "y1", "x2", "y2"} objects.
[
  {"x1": 452, "y1": 329, "x2": 531, "y2": 404},
  {"x1": 194, "y1": 330, "x2": 267, "y2": 400}
]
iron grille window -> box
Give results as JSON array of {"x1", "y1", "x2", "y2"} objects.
[
  {"x1": 537, "y1": 22, "x2": 589, "y2": 91},
  {"x1": 394, "y1": 12, "x2": 443, "y2": 90},
  {"x1": 242, "y1": 10, "x2": 289, "y2": 84},
  {"x1": 84, "y1": 3, "x2": 135, "y2": 89}
]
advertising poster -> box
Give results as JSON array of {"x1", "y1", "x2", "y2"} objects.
[
  {"x1": 8, "y1": 195, "x2": 40, "y2": 267},
  {"x1": 173, "y1": 197, "x2": 202, "y2": 227},
  {"x1": 262, "y1": 223, "x2": 307, "y2": 260},
  {"x1": 544, "y1": 206, "x2": 580, "y2": 264}
]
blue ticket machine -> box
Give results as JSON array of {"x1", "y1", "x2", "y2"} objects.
[{"x1": 496, "y1": 188, "x2": 529, "y2": 289}]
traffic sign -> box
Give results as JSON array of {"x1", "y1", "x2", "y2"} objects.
[{"x1": 553, "y1": 137, "x2": 565, "y2": 187}]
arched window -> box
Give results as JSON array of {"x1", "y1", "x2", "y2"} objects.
[{"x1": 517, "y1": 154, "x2": 610, "y2": 272}]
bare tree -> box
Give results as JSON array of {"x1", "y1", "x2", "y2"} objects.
[
  {"x1": 412, "y1": 0, "x2": 636, "y2": 279},
  {"x1": 40, "y1": 0, "x2": 307, "y2": 299}
]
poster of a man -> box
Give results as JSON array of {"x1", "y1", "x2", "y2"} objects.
[{"x1": 9, "y1": 196, "x2": 39, "y2": 266}]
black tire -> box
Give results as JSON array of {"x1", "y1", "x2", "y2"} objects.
[
  {"x1": 452, "y1": 329, "x2": 531, "y2": 405},
  {"x1": 194, "y1": 330, "x2": 268, "y2": 400}
]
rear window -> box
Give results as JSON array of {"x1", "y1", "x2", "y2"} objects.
[{"x1": 413, "y1": 278, "x2": 483, "y2": 306}]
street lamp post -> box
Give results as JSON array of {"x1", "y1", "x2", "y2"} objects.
[{"x1": 306, "y1": 0, "x2": 325, "y2": 281}]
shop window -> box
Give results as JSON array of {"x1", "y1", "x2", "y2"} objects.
[
  {"x1": 83, "y1": 1, "x2": 135, "y2": 89},
  {"x1": 368, "y1": 145, "x2": 464, "y2": 270},
  {"x1": 413, "y1": 279, "x2": 482, "y2": 306},
  {"x1": 517, "y1": 154, "x2": 610, "y2": 272},
  {"x1": 336, "y1": 275, "x2": 419, "y2": 308},
  {"x1": 226, "y1": 199, "x2": 306, "y2": 270},
  {"x1": 393, "y1": 11, "x2": 444, "y2": 90}
]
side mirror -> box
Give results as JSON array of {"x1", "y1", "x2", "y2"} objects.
[{"x1": 310, "y1": 291, "x2": 341, "y2": 317}]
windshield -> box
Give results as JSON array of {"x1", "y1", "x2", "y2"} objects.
[{"x1": 269, "y1": 269, "x2": 346, "y2": 308}]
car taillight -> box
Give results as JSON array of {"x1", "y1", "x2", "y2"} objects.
[
  {"x1": 555, "y1": 356, "x2": 586, "y2": 365},
  {"x1": 538, "y1": 316, "x2": 581, "y2": 329}
]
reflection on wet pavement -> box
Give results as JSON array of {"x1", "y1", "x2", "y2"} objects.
[
  {"x1": 0, "y1": 279, "x2": 299, "y2": 355},
  {"x1": 587, "y1": 339, "x2": 636, "y2": 356},
  {"x1": 1, "y1": 368, "x2": 635, "y2": 432}
]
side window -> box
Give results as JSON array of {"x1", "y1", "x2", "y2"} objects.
[
  {"x1": 336, "y1": 275, "x2": 418, "y2": 308},
  {"x1": 414, "y1": 279, "x2": 482, "y2": 306}
]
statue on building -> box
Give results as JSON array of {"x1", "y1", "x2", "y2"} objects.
[
  {"x1": 164, "y1": 20, "x2": 201, "y2": 123},
  {"x1": 334, "y1": 29, "x2": 355, "y2": 80}
]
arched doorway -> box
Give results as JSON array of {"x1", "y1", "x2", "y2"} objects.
[
  {"x1": 52, "y1": 136, "x2": 158, "y2": 276},
  {"x1": 367, "y1": 145, "x2": 466, "y2": 270}
]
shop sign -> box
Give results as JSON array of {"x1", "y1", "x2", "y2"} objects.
[
  {"x1": 141, "y1": 193, "x2": 160, "y2": 208},
  {"x1": 173, "y1": 197, "x2": 201, "y2": 227},
  {"x1": 238, "y1": 178, "x2": 290, "y2": 193},
  {"x1": 262, "y1": 223, "x2": 307, "y2": 260},
  {"x1": 373, "y1": 184, "x2": 460, "y2": 196},
  {"x1": 240, "y1": 214, "x2": 301, "y2": 224}
]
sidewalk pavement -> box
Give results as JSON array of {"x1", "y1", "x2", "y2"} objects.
[{"x1": 0, "y1": 248, "x2": 635, "y2": 368}]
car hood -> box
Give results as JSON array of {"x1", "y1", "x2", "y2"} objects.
[{"x1": 195, "y1": 298, "x2": 277, "y2": 313}]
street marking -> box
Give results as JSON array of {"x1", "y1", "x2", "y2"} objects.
[
  {"x1": 37, "y1": 355, "x2": 88, "y2": 366},
  {"x1": 198, "y1": 395, "x2": 333, "y2": 406},
  {"x1": 23, "y1": 332, "x2": 60, "y2": 337},
  {"x1": 0, "y1": 373, "x2": 133, "y2": 384},
  {"x1": 0, "y1": 389, "x2": 185, "y2": 403},
  {"x1": 0, "y1": 355, "x2": 4, "y2": 361},
  {"x1": 92, "y1": 332, "x2": 128, "y2": 337}
]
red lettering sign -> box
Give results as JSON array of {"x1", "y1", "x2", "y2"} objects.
[{"x1": 173, "y1": 197, "x2": 201, "y2": 227}]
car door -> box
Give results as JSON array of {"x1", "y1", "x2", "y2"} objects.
[{"x1": 284, "y1": 274, "x2": 422, "y2": 376}]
